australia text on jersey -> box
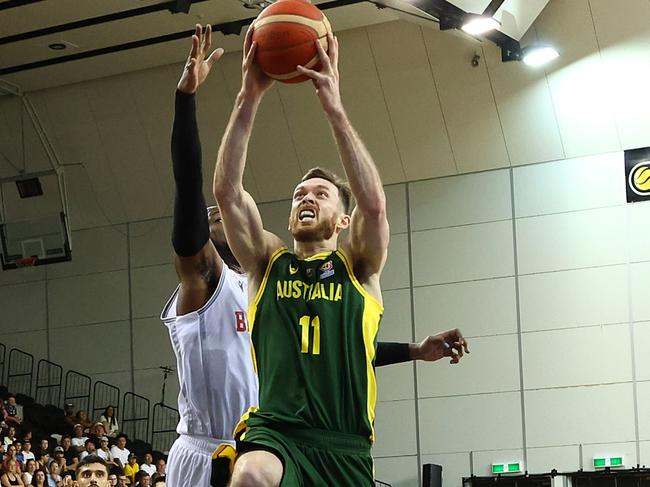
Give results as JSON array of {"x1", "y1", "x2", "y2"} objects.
[{"x1": 276, "y1": 280, "x2": 343, "y2": 302}]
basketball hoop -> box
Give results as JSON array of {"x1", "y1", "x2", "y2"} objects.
[{"x1": 15, "y1": 256, "x2": 38, "y2": 268}]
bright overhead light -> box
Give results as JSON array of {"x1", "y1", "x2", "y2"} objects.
[
  {"x1": 461, "y1": 15, "x2": 500, "y2": 36},
  {"x1": 522, "y1": 45, "x2": 560, "y2": 67}
]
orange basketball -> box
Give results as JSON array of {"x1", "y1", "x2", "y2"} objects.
[{"x1": 252, "y1": 0, "x2": 332, "y2": 84}]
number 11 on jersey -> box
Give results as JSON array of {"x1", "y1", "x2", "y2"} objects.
[{"x1": 299, "y1": 315, "x2": 320, "y2": 355}]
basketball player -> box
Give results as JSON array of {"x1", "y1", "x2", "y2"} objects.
[
  {"x1": 166, "y1": 25, "x2": 469, "y2": 487},
  {"x1": 214, "y1": 25, "x2": 469, "y2": 486}
]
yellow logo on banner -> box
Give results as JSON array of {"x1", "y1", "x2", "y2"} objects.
[{"x1": 629, "y1": 162, "x2": 650, "y2": 196}]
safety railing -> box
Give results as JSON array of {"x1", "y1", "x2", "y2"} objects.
[
  {"x1": 35, "y1": 359, "x2": 62, "y2": 406},
  {"x1": 151, "y1": 402, "x2": 179, "y2": 453},
  {"x1": 92, "y1": 380, "x2": 120, "y2": 424},
  {"x1": 64, "y1": 370, "x2": 91, "y2": 414},
  {"x1": 122, "y1": 392, "x2": 150, "y2": 444},
  {"x1": 7, "y1": 348, "x2": 34, "y2": 396}
]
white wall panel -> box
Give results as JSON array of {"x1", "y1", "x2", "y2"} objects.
[
  {"x1": 418, "y1": 334, "x2": 519, "y2": 398},
  {"x1": 421, "y1": 28, "x2": 509, "y2": 173},
  {"x1": 414, "y1": 277, "x2": 517, "y2": 338},
  {"x1": 48, "y1": 225, "x2": 128, "y2": 278},
  {"x1": 49, "y1": 321, "x2": 131, "y2": 375},
  {"x1": 130, "y1": 264, "x2": 177, "y2": 319},
  {"x1": 412, "y1": 221, "x2": 514, "y2": 286},
  {"x1": 385, "y1": 184, "x2": 408, "y2": 235},
  {"x1": 581, "y1": 442, "x2": 638, "y2": 472},
  {"x1": 419, "y1": 392, "x2": 523, "y2": 453},
  {"x1": 380, "y1": 289, "x2": 412, "y2": 343},
  {"x1": 409, "y1": 169, "x2": 511, "y2": 231},
  {"x1": 420, "y1": 452, "x2": 471, "y2": 487},
  {"x1": 368, "y1": 21, "x2": 456, "y2": 180},
  {"x1": 374, "y1": 400, "x2": 418, "y2": 457},
  {"x1": 381, "y1": 233, "x2": 410, "y2": 291},
  {"x1": 630, "y1": 262, "x2": 650, "y2": 323},
  {"x1": 132, "y1": 317, "x2": 175, "y2": 371},
  {"x1": 633, "y1": 322, "x2": 650, "y2": 381},
  {"x1": 0, "y1": 280, "x2": 46, "y2": 331},
  {"x1": 525, "y1": 383, "x2": 636, "y2": 447},
  {"x1": 472, "y1": 449, "x2": 525, "y2": 477},
  {"x1": 48, "y1": 271, "x2": 129, "y2": 327},
  {"x1": 373, "y1": 456, "x2": 419, "y2": 487},
  {"x1": 535, "y1": 0, "x2": 621, "y2": 158},
  {"x1": 129, "y1": 218, "x2": 173, "y2": 269},
  {"x1": 519, "y1": 265, "x2": 629, "y2": 332},
  {"x1": 516, "y1": 206, "x2": 627, "y2": 275},
  {"x1": 522, "y1": 324, "x2": 632, "y2": 389},
  {"x1": 513, "y1": 153, "x2": 625, "y2": 217},
  {"x1": 627, "y1": 202, "x2": 650, "y2": 264},
  {"x1": 0, "y1": 330, "x2": 47, "y2": 360},
  {"x1": 526, "y1": 445, "x2": 581, "y2": 474},
  {"x1": 377, "y1": 363, "x2": 415, "y2": 402}
]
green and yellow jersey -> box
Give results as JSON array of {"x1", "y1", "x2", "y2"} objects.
[{"x1": 243, "y1": 247, "x2": 383, "y2": 442}]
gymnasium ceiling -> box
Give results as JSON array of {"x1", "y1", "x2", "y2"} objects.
[{"x1": 0, "y1": 0, "x2": 550, "y2": 92}]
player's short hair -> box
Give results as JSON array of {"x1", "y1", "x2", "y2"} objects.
[
  {"x1": 75, "y1": 455, "x2": 109, "y2": 476},
  {"x1": 301, "y1": 167, "x2": 352, "y2": 214}
]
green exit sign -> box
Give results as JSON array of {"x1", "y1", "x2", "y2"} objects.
[
  {"x1": 492, "y1": 462, "x2": 523, "y2": 475},
  {"x1": 593, "y1": 456, "x2": 625, "y2": 469}
]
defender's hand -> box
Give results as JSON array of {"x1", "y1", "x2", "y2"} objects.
[
  {"x1": 413, "y1": 329, "x2": 470, "y2": 364},
  {"x1": 177, "y1": 24, "x2": 224, "y2": 94}
]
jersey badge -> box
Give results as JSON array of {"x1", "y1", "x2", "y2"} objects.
[
  {"x1": 319, "y1": 260, "x2": 335, "y2": 280},
  {"x1": 289, "y1": 264, "x2": 298, "y2": 275}
]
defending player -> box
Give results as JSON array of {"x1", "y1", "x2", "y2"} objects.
[{"x1": 214, "y1": 25, "x2": 469, "y2": 486}]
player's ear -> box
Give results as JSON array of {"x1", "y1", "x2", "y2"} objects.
[{"x1": 337, "y1": 214, "x2": 351, "y2": 230}]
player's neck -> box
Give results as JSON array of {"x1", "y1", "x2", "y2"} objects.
[{"x1": 293, "y1": 238, "x2": 337, "y2": 260}]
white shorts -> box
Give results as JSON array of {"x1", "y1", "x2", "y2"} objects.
[{"x1": 166, "y1": 434, "x2": 233, "y2": 487}]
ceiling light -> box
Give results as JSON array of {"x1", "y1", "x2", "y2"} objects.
[
  {"x1": 48, "y1": 43, "x2": 67, "y2": 51},
  {"x1": 522, "y1": 45, "x2": 560, "y2": 67},
  {"x1": 461, "y1": 15, "x2": 500, "y2": 36}
]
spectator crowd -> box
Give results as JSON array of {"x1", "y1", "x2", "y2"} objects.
[{"x1": 0, "y1": 394, "x2": 167, "y2": 487}]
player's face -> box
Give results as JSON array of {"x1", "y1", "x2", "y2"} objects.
[
  {"x1": 77, "y1": 464, "x2": 109, "y2": 487},
  {"x1": 289, "y1": 178, "x2": 347, "y2": 242},
  {"x1": 207, "y1": 206, "x2": 228, "y2": 248}
]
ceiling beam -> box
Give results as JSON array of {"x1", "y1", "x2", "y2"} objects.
[
  {"x1": 0, "y1": 0, "x2": 46, "y2": 11},
  {"x1": 0, "y1": 0, "x2": 211, "y2": 46},
  {"x1": 0, "y1": 0, "x2": 366, "y2": 77}
]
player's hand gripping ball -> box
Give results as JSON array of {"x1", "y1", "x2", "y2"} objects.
[{"x1": 252, "y1": 0, "x2": 332, "y2": 83}]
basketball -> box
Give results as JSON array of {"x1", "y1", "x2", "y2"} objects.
[{"x1": 252, "y1": 0, "x2": 332, "y2": 84}]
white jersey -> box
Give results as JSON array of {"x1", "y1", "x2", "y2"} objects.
[{"x1": 161, "y1": 265, "x2": 258, "y2": 443}]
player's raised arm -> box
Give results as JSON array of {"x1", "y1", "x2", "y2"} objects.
[
  {"x1": 297, "y1": 34, "x2": 389, "y2": 284},
  {"x1": 213, "y1": 24, "x2": 283, "y2": 277}
]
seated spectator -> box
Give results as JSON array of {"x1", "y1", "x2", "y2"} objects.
[
  {"x1": 98, "y1": 407, "x2": 119, "y2": 439},
  {"x1": 13, "y1": 442, "x2": 22, "y2": 463},
  {"x1": 123, "y1": 455, "x2": 139, "y2": 485},
  {"x1": 138, "y1": 454, "x2": 154, "y2": 478},
  {"x1": 62, "y1": 405, "x2": 76, "y2": 431},
  {"x1": 75, "y1": 412, "x2": 93, "y2": 433},
  {"x1": 51, "y1": 447, "x2": 71, "y2": 476},
  {"x1": 134, "y1": 472, "x2": 149, "y2": 487},
  {"x1": 30, "y1": 468, "x2": 47, "y2": 487},
  {"x1": 108, "y1": 435, "x2": 129, "y2": 470},
  {"x1": 37, "y1": 439, "x2": 50, "y2": 457},
  {"x1": 151, "y1": 477, "x2": 164, "y2": 487},
  {"x1": 4, "y1": 445, "x2": 21, "y2": 471},
  {"x1": 108, "y1": 473, "x2": 117, "y2": 487},
  {"x1": 20, "y1": 432, "x2": 32, "y2": 444},
  {"x1": 1, "y1": 459, "x2": 25, "y2": 486},
  {"x1": 89, "y1": 423, "x2": 107, "y2": 448},
  {"x1": 70, "y1": 425, "x2": 87, "y2": 454},
  {"x1": 35, "y1": 450, "x2": 49, "y2": 471},
  {"x1": 74, "y1": 455, "x2": 110, "y2": 487},
  {"x1": 117, "y1": 474, "x2": 127, "y2": 487},
  {"x1": 78, "y1": 440, "x2": 96, "y2": 461},
  {"x1": 22, "y1": 459, "x2": 37, "y2": 486},
  {"x1": 58, "y1": 437, "x2": 77, "y2": 472},
  {"x1": 95, "y1": 438, "x2": 118, "y2": 469},
  {"x1": 0, "y1": 444, "x2": 5, "y2": 463},
  {"x1": 19, "y1": 441, "x2": 34, "y2": 464},
  {"x1": 2, "y1": 427, "x2": 16, "y2": 447},
  {"x1": 46, "y1": 462, "x2": 61, "y2": 487},
  {"x1": 3, "y1": 397, "x2": 22, "y2": 426},
  {"x1": 152, "y1": 459, "x2": 165, "y2": 482}
]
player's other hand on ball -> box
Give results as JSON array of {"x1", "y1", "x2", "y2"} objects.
[
  {"x1": 413, "y1": 329, "x2": 470, "y2": 364},
  {"x1": 296, "y1": 33, "x2": 344, "y2": 118},
  {"x1": 178, "y1": 24, "x2": 224, "y2": 94}
]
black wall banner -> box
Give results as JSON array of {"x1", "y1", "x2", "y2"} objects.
[{"x1": 625, "y1": 147, "x2": 650, "y2": 203}]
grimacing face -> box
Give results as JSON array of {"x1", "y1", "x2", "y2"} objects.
[{"x1": 289, "y1": 178, "x2": 348, "y2": 243}]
